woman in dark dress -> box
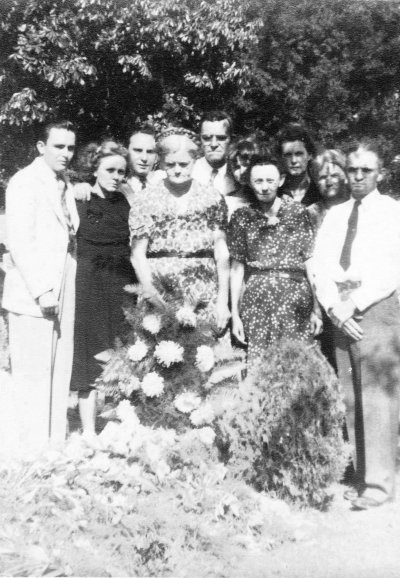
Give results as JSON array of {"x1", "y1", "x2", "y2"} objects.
[
  {"x1": 229, "y1": 154, "x2": 322, "y2": 365},
  {"x1": 71, "y1": 142, "x2": 135, "y2": 438}
]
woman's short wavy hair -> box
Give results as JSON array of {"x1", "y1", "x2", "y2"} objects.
[
  {"x1": 75, "y1": 140, "x2": 128, "y2": 182},
  {"x1": 157, "y1": 132, "x2": 200, "y2": 160},
  {"x1": 310, "y1": 149, "x2": 346, "y2": 181}
]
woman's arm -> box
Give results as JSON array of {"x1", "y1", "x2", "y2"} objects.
[
  {"x1": 130, "y1": 238, "x2": 164, "y2": 307},
  {"x1": 230, "y1": 259, "x2": 246, "y2": 344},
  {"x1": 305, "y1": 258, "x2": 323, "y2": 336},
  {"x1": 213, "y1": 228, "x2": 231, "y2": 331}
]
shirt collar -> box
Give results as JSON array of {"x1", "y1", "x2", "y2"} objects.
[
  {"x1": 32, "y1": 156, "x2": 59, "y2": 182},
  {"x1": 351, "y1": 188, "x2": 380, "y2": 208}
]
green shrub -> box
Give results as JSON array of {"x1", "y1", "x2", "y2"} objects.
[{"x1": 216, "y1": 340, "x2": 350, "y2": 509}]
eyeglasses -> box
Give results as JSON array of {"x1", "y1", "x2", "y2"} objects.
[
  {"x1": 347, "y1": 167, "x2": 376, "y2": 175},
  {"x1": 201, "y1": 135, "x2": 229, "y2": 142}
]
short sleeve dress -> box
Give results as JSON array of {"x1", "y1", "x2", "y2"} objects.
[
  {"x1": 71, "y1": 191, "x2": 136, "y2": 391},
  {"x1": 228, "y1": 198, "x2": 314, "y2": 362},
  {"x1": 129, "y1": 179, "x2": 228, "y2": 321}
]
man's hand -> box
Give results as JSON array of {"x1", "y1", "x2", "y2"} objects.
[
  {"x1": 341, "y1": 318, "x2": 364, "y2": 341},
  {"x1": 38, "y1": 290, "x2": 59, "y2": 317},
  {"x1": 74, "y1": 183, "x2": 91, "y2": 201},
  {"x1": 329, "y1": 298, "x2": 357, "y2": 326}
]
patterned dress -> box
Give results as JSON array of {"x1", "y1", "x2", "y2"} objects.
[
  {"x1": 228, "y1": 199, "x2": 314, "y2": 362},
  {"x1": 129, "y1": 179, "x2": 228, "y2": 321}
]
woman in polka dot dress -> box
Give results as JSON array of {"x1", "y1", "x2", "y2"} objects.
[{"x1": 228, "y1": 154, "x2": 322, "y2": 365}]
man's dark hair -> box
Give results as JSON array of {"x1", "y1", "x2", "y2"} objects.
[
  {"x1": 276, "y1": 124, "x2": 316, "y2": 157},
  {"x1": 37, "y1": 120, "x2": 77, "y2": 143},
  {"x1": 127, "y1": 123, "x2": 157, "y2": 141},
  {"x1": 199, "y1": 110, "x2": 233, "y2": 136}
]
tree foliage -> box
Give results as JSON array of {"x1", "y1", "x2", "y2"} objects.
[
  {"x1": 2, "y1": 0, "x2": 400, "y2": 188},
  {"x1": 239, "y1": 0, "x2": 400, "y2": 153}
]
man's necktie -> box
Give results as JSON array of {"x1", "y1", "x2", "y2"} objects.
[
  {"x1": 209, "y1": 168, "x2": 218, "y2": 187},
  {"x1": 339, "y1": 200, "x2": 361, "y2": 270},
  {"x1": 57, "y1": 177, "x2": 73, "y2": 230}
]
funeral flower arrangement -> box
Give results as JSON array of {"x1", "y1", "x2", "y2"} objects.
[{"x1": 96, "y1": 274, "x2": 245, "y2": 432}]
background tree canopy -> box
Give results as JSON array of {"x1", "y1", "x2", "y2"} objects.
[{"x1": 1, "y1": 0, "x2": 400, "y2": 190}]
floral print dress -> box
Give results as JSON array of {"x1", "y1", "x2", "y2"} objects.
[
  {"x1": 129, "y1": 179, "x2": 228, "y2": 321},
  {"x1": 228, "y1": 199, "x2": 314, "y2": 362}
]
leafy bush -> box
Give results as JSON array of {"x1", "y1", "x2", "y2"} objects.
[
  {"x1": 0, "y1": 405, "x2": 301, "y2": 577},
  {"x1": 216, "y1": 340, "x2": 350, "y2": 509}
]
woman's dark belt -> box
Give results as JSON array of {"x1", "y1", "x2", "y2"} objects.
[
  {"x1": 149, "y1": 249, "x2": 213, "y2": 258},
  {"x1": 247, "y1": 266, "x2": 306, "y2": 283}
]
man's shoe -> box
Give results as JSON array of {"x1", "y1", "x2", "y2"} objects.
[
  {"x1": 343, "y1": 488, "x2": 359, "y2": 501},
  {"x1": 352, "y1": 495, "x2": 390, "y2": 511}
]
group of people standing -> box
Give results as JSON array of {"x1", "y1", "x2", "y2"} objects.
[{"x1": 2, "y1": 111, "x2": 400, "y2": 512}]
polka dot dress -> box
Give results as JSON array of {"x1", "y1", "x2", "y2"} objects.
[{"x1": 228, "y1": 199, "x2": 314, "y2": 363}]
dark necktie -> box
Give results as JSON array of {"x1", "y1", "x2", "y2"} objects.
[
  {"x1": 57, "y1": 177, "x2": 73, "y2": 230},
  {"x1": 339, "y1": 200, "x2": 361, "y2": 270},
  {"x1": 209, "y1": 168, "x2": 218, "y2": 187}
]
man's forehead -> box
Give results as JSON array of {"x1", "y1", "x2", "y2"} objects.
[
  {"x1": 347, "y1": 149, "x2": 380, "y2": 167},
  {"x1": 46, "y1": 128, "x2": 75, "y2": 144},
  {"x1": 129, "y1": 133, "x2": 156, "y2": 148},
  {"x1": 200, "y1": 120, "x2": 229, "y2": 135}
]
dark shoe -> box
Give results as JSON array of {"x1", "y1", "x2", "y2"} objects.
[
  {"x1": 343, "y1": 488, "x2": 359, "y2": 501},
  {"x1": 352, "y1": 495, "x2": 390, "y2": 511}
]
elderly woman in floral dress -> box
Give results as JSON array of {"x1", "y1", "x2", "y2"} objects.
[
  {"x1": 229, "y1": 154, "x2": 322, "y2": 365},
  {"x1": 129, "y1": 129, "x2": 230, "y2": 331}
]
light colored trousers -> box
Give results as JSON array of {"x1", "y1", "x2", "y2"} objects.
[
  {"x1": 7, "y1": 255, "x2": 76, "y2": 452},
  {"x1": 334, "y1": 293, "x2": 400, "y2": 499}
]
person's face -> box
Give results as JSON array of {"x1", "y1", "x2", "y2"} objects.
[
  {"x1": 36, "y1": 128, "x2": 76, "y2": 174},
  {"x1": 281, "y1": 140, "x2": 311, "y2": 177},
  {"x1": 163, "y1": 150, "x2": 195, "y2": 186},
  {"x1": 317, "y1": 162, "x2": 347, "y2": 200},
  {"x1": 200, "y1": 120, "x2": 231, "y2": 167},
  {"x1": 346, "y1": 149, "x2": 382, "y2": 199},
  {"x1": 128, "y1": 133, "x2": 157, "y2": 176},
  {"x1": 95, "y1": 155, "x2": 127, "y2": 193},
  {"x1": 250, "y1": 164, "x2": 282, "y2": 205}
]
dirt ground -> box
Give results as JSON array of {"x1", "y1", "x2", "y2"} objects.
[{"x1": 260, "y1": 450, "x2": 400, "y2": 578}]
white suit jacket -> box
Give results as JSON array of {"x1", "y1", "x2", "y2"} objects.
[{"x1": 2, "y1": 157, "x2": 79, "y2": 317}]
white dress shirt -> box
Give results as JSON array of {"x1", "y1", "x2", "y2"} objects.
[
  {"x1": 192, "y1": 157, "x2": 236, "y2": 196},
  {"x1": 312, "y1": 190, "x2": 400, "y2": 313}
]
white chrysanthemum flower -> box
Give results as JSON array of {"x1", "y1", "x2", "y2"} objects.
[
  {"x1": 195, "y1": 345, "x2": 215, "y2": 372},
  {"x1": 142, "y1": 314, "x2": 162, "y2": 334},
  {"x1": 154, "y1": 340, "x2": 184, "y2": 367},
  {"x1": 196, "y1": 426, "x2": 216, "y2": 445},
  {"x1": 176, "y1": 305, "x2": 197, "y2": 327},
  {"x1": 141, "y1": 372, "x2": 164, "y2": 397},
  {"x1": 127, "y1": 340, "x2": 148, "y2": 362},
  {"x1": 190, "y1": 403, "x2": 215, "y2": 426},
  {"x1": 116, "y1": 399, "x2": 138, "y2": 423},
  {"x1": 174, "y1": 391, "x2": 202, "y2": 414},
  {"x1": 120, "y1": 376, "x2": 141, "y2": 397},
  {"x1": 155, "y1": 460, "x2": 171, "y2": 481}
]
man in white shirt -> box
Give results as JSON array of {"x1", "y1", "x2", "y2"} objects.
[
  {"x1": 3, "y1": 121, "x2": 79, "y2": 451},
  {"x1": 192, "y1": 111, "x2": 243, "y2": 218},
  {"x1": 313, "y1": 140, "x2": 400, "y2": 509},
  {"x1": 122, "y1": 126, "x2": 162, "y2": 202}
]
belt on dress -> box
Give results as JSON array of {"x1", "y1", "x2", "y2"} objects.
[
  {"x1": 149, "y1": 250, "x2": 213, "y2": 258},
  {"x1": 247, "y1": 268, "x2": 306, "y2": 283}
]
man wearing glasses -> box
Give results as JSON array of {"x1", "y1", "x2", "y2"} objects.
[
  {"x1": 192, "y1": 110, "x2": 237, "y2": 198},
  {"x1": 312, "y1": 140, "x2": 400, "y2": 510}
]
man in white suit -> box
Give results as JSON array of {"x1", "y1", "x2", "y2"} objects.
[{"x1": 2, "y1": 120, "x2": 79, "y2": 451}]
